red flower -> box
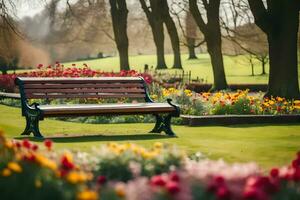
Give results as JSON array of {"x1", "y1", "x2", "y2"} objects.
[
  {"x1": 270, "y1": 168, "x2": 279, "y2": 178},
  {"x1": 44, "y1": 139, "x2": 53, "y2": 150},
  {"x1": 61, "y1": 155, "x2": 75, "y2": 170},
  {"x1": 37, "y1": 64, "x2": 43, "y2": 69},
  {"x1": 22, "y1": 139, "x2": 31, "y2": 149},
  {"x1": 216, "y1": 186, "x2": 230, "y2": 200},
  {"x1": 23, "y1": 153, "x2": 36, "y2": 162},
  {"x1": 97, "y1": 175, "x2": 107, "y2": 185},
  {"x1": 292, "y1": 158, "x2": 300, "y2": 168},
  {"x1": 32, "y1": 144, "x2": 39, "y2": 151},
  {"x1": 15, "y1": 141, "x2": 21, "y2": 148},
  {"x1": 243, "y1": 188, "x2": 267, "y2": 200},
  {"x1": 166, "y1": 181, "x2": 180, "y2": 194},
  {"x1": 169, "y1": 171, "x2": 180, "y2": 182},
  {"x1": 150, "y1": 175, "x2": 166, "y2": 186}
]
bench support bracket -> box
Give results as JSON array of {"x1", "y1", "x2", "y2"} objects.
[
  {"x1": 150, "y1": 114, "x2": 175, "y2": 136},
  {"x1": 150, "y1": 99, "x2": 180, "y2": 136},
  {"x1": 21, "y1": 104, "x2": 43, "y2": 138}
]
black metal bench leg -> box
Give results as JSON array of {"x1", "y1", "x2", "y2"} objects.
[
  {"x1": 149, "y1": 114, "x2": 176, "y2": 136},
  {"x1": 150, "y1": 114, "x2": 163, "y2": 133},
  {"x1": 162, "y1": 114, "x2": 176, "y2": 136},
  {"x1": 21, "y1": 115, "x2": 43, "y2": 138}
]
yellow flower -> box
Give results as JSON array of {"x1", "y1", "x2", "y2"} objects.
[
  {"x1": 276, "y1": 97, "x2": 284, "y2": 102},
  {"x1": 142, "y1": 151, "x2": 155, "y2": 159},
  {"x1": 4, "y1": 140, "x2": 13, "y2": 149},
  {"x1": 7, "y1": 162, "x2": 22, "y2": 173},
  {"x1": 115, "y1": 184, "x2": 126, "y2": 198},
  {"x1": 1, "y1": 168, "x2": 12, "y2": 177},
  {"x1": 268, "y1": 100, "x2": 275, "y2": 105},
  {"x1": 184, "y1": 89, "x2": 192, "y2": 97},
  {"x1": 35, "y1": 154, "x2": 57, "y2": 171},
  {"x1": 263, "y1": 102, "x2": 269, "y2": 107},
  {"x1": 66, "y1": 171, "x2": 92, "y2": 184},
  {"x1": 77, "y1": 190, "x2": 98, "y2": 200},
  {"x1": 294, "y1": 105, "x2": 300, "y2": 110},
  {"x1": 151, "y1": 94, "x2": 158, "y2": 100},
  {"x1": 294, "y1": 100, "x2": 300, "y2": 104},
  {"x1": 153, "y1": 142, "x2": 163, "y2": 149},
  {"x1": 67, "y1": 172, "x2": 81, "y2": 184}
]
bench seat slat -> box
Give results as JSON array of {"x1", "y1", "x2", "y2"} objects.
[
  {"x1": 26, "y1": 93, "x2": 146, "y2": 99},
  {"x1": 39, "y1": 103, "x2": 175, "y2": 116}
]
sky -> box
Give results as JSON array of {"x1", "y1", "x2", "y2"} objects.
[
  {"x1": 15, "y1": 0, "x2": 79, "y2": 19},
  {"x1": 14, "y1": 1, "x2": 46, "y2": 19}
]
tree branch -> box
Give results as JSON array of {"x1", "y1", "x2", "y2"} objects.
[
  {"x1": 248, "y1": 0, "x2": 270, "y2": 33},
  {"x1": 189, "y1": 0, "x2": 207, "y2": 34}
]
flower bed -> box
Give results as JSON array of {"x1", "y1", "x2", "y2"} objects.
[
  {"x1": 0, "y1": 63, "x2": 152, "y2": 92},
  {"x1": 1, "y1": 64, "x2": 300, "y2": 126},
  {"x1": 0, "y1": 131, "x2": 299, "y2": 200}
]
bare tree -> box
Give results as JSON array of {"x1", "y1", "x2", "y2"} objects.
[
  {"x1": 0, "y1": 1, "x2": 22, "y2": 74},
  {"x1": 220, "y1": 0, "x2": 268, "y2": 76},
  {"x1": 170, "y1": 1, "x2": 205, "y2": 60}
]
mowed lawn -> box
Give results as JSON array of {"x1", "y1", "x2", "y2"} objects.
[
  {"x1": 63, "y1": 54, "x2": 300, "y2": 84},
  {"x1": 0, "y1": 104, "x2": 300, "y2": 169}
]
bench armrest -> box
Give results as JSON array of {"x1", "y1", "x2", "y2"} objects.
[{"x1": 167, "y1": 98, "x2": 180, "y2": 117}]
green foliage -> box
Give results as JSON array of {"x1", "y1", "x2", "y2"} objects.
[{"x1": 92, "y1": 143, "x2": 183, "y2": 182}]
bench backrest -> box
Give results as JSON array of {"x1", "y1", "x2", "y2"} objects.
[{"x1": 15, "y1": 77, "x2": 152, "y2": 102}]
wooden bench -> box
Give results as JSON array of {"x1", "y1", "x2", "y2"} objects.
[{"x1": 15, "y1": 77, "x2": 180, "y2": 138}]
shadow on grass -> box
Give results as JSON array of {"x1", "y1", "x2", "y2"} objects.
[{"x1": 14, "y1": 133, "x2": 176, "y2": 143}]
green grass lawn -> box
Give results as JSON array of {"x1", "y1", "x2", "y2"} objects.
[
  {"x1": 0, "y1": 104, "x2": 299, "y2": 169},
  {"x1": 62, "y1": 54, "x2": 300, "y2": 84},
  {"x1": 10, "y1": 53, "x2": 300, "y2": 84}
]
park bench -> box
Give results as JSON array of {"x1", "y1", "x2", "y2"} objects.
[{"x1": 15, "y1": 77, "x2": 180, "y2": 138}]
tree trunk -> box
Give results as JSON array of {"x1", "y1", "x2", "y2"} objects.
[
  {"x1": 139, "y1": 0, "x2": 167, "y2": 69},
  {"x1": 109, "y1": 0, "x2": 130, "y2": 71},
  {"x1": 248, "y1": 0, "x2": 300, "y2": 99},
  {"x1": 189, "y1": 0, "x2": 228, "y2": 90},
  {"x1": 206, "y1": 36, "x2": 228, "y2": 91},
  {"x1": 162, "y1": 3, "x2": 182, "y2": 69},
  {"x1": 152, "y1": 22, "x2": 167, "y2": 69},
  {"x1": 261, "y1": 59, "x2": 266, "y2": 75},
  {"x1": 187, "y1": 37, "x2": 198, "y2": 59},
  {"x1": 118, "y1": 45, "x2": 130, "y2": 71},
  {"x1": 266, "y1": 13, "x2": 299, "y2": 99},
  {"x1": 186, "y1": 10, "x2": 198, "y2": 59}
]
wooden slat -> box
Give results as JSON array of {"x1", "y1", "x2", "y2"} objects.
[
  {"x1": 26, "y1": 93, "x2": 146, "y2": 99},
  {"x1": 39, "y1": 103, "x2": 175, "y2": 116},
  {"x1": 18, "y1": 77, "x2": 143, "y2": 84},
  {"x1": 25, "y1": 88, "x2": 145, "y2": 94},
  {"x1": 23, "y1": 83, "x2": 144, "y2": 89}
]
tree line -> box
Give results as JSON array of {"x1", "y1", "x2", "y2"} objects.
[
  {"x1": 0, "y1": 0, "x2": 299, "y2": 99},
  {"x1": 108, "y1": 0, "x2": 300, "y2": 99}
]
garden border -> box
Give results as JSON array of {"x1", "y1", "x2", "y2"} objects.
[
  {"x1": 181, "y1": 114, "x2": 300, "y2": 126},
  {"x1": 186, "y1": 83, "x2": 268, "y2": 92}
]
